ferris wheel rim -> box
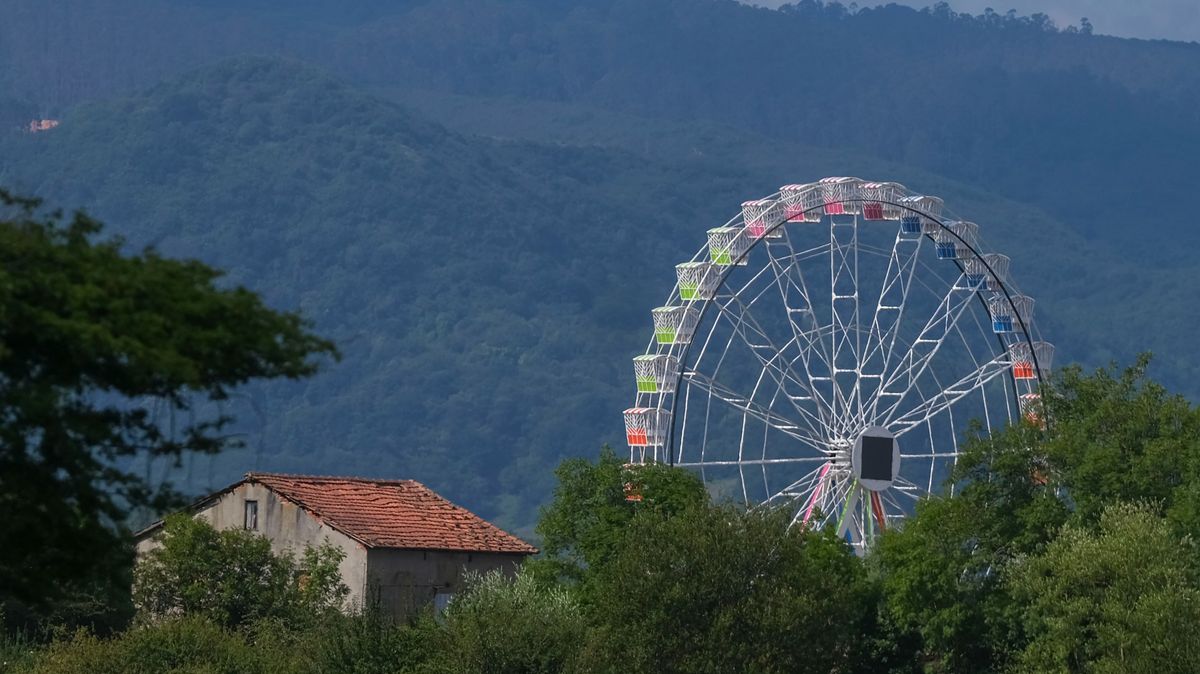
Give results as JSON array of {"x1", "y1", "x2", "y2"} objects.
[{"x1": 658, "y1": 196, "x2": 1047, "y2": 458}]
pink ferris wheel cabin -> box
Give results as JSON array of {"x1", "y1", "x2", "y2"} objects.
[
  {"x1": 819, "y1": 176, "x2": 864, "y2": 215},
  {"x1": 741, "y1": 198, "x2": 785, "y2": 239},
  {"x1": 779, "y1": 183, "x2": 822, "y2": 222},
  {"x1": 859, "y1": 182, "x2": 905, "y2": 220}
]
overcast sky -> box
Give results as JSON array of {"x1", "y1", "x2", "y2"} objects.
[{"x1": 749, "y1": 1, "x2": 1200, "y2": 42}]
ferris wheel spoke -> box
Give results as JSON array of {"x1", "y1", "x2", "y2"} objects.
[
  {"x1": 678, "y1": 456, "x2": 830, "y2": 468},
  {"x1": 681, "y1": 372, "x2": 828, "y2": 454},
  {"x1": 828, "y1": 215, "x2": 862, "y2": 434},
  {"x1": 879, "y1": 489, "x2": 911, "y2": 523},
  {"x1": 869, "y1": 272, "x2": 979, "y2": 425},
  {"x1": 768, "y1": 461, "x2": 834, "y2": 501},
  {"x1": 816, "y1": 472, "x2": 854, "y2": 513},
  {"x1": 761, "y1": 238, "x2": 840, "y2": 423},
  {"x1": 835, "y1": 484, "x2": 863, "y2": 540},
  {"x1": 707, "y1": 293, "x2": 833, "y2": 438},
  {"x1": 890, "y1": 474, "x2": 932, "y2": 500},
  {"x1": 887, "y1": 351, "x2": 1013, "y2": 434},
  {"x1": 794, "y1": 463, "x2": 834, "y2": 527},
  {"x1": 859, "y1": 229, "x2": 924, "y2": 417}
]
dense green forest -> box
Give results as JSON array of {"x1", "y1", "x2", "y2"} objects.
[{"x1": 2, "y1": 0, "x2": 1200, "y2": 533}]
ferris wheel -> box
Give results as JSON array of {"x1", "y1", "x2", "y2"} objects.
[{"x1": 622, "y1": 178, "x2": 1052, "y2": 551}]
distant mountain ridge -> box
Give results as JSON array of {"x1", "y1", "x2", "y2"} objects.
[{"x1": 4, "y1": 0, "x2": 1200, "y2": 253}]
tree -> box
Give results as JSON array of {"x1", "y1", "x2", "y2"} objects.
[
  {"x1": 584, "y1": 505, "x2": 879, "y2": 674},
  {"x1": 1007, "y1": 503, "x2": 1200, "y2": 673},
  {"x1": 422, "y1": 570, "x2": 586, "y2": 674},
  {"x1": 874, "y1": 358, "x2": 1200, "y2": 670},
  {"x1": 132, "y1": 515, "x2": 348, "y2": 630},
  {"x1": 1041, "y1": 357, "x2": 1200, "y2": 531},
  {"x1": 529, "y1": 447, "x2": 707, "y2": 585},
  {"x1": 0, "y1": 191, "x2": 337, "y2": 630},
  {"x1": 874, "y1": 420, "x2": 1070, "y2": 672}
]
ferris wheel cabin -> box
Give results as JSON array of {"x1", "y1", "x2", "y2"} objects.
[
  {"x1": 936, "y1": 221, "x2": 979, "y2": 260},
  {"x1": 633, "y1": 354, "x2": 679, "y2": 394},
  {"x1": 623, "y1": 407, "x2": 671, "y2": 448},
  {"x1": 963, "y1": 254, "x2": 1011, "y2": 291},
  {"x1": 859, "y1": 181, "x2": 905, "y2": 220},
  {"x1": 1020, "y1": 393, "x2": 1046, "y2": 428},
  {"x1": 989, "y1": 295, "x2": 1035, "y2": 334},
  {"x1": 896, "y1": 195, "x2": 944, "y2": 234},
  {"x1": 1009, "y1": 341, "x2": 1055, "y2": 380},
  {"x1": 708, "y1": 226, "x2": 751, "y2": 266},
  {"x1": 741, "y1": 198, "x2": 785, "y2": 239},
  {"x1": 779, "y1": 183, "x2": 823, "y2": 222},
  {"x1": 676, "y1": 262, "x2": 720, "y2": 301},
  {"x1": 652, "y1": 306, "x2": 700, "y2": 345},
  {"x1": 819, "y1": 176, "x2": 865, "y2": 215}
]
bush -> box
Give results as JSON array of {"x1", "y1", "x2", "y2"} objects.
[
  {"x1": 305, "y1": 609, "x2": 434, "y2": 674},
  {"x1": 133, "y1": 515, "x2": 348, "y2": 630},
  {"x1": 421, "y1": 570, "x2": 586, "y2": 674},
  {"x1": 17, "y1": 616, "x2": 293, "y2": 674},
  {"x1": 1007, "y1": 502, "x2": 1200, "y2": 674}
]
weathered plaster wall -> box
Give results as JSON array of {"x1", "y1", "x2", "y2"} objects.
[{"x1": 366, "y1": 549, "x2": 525, "y2": 618}]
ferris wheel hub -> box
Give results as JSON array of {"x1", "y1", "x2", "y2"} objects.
[{"x1": 852, "y1": 427, "x2": 900, "y2": 492}]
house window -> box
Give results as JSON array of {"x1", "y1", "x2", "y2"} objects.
[
  {"x1": 433, "y1": 591, "x2": 454, "y2": 615},
  {"x1": 244, "y1": 500, "x2": 258, "y2": 530}
]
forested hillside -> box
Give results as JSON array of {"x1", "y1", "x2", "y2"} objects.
[
  {"x1": 2, "y1": 0, "x2": 1200, "y2": 530},
  {"x1": 0, "y1": 56, "x2": 1193, "y2": 531},
  {"x1": 0, "y1": 59, "x2": 759, "y2": 528}
]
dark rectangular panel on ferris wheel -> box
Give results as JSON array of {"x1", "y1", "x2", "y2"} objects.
[{"x1": 860, "y1": 436, "x2": 894, "y2": 481}]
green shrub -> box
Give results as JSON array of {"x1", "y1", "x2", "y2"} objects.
[
  {"x1": 1008, "y1": 503, "x2": 1200, "y2": 674},
  {"x1": 304, "y1": 609, "x2": 434, "y2": 674},
  {"x1": 421, "y1": 570, "x2": 585, "y2": 674},
  {"x1": 18, "y1": 617, "x2": 293, "y2": 674}
]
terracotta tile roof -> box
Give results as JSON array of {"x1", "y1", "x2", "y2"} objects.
[{"x1": 246, "y1": 473, "x2": 537, "y2": 555}]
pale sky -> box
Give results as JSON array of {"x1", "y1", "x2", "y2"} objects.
[{"x1": 749, "y1": 1, "x2": 1200, "y2": 42}]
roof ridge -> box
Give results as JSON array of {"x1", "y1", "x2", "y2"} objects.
[{"x1": 245, "y1": 471, "x2": 421, "y2": 486}]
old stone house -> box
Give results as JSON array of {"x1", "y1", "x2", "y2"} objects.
[{"x1": 135, "y1": 473, "x2": 537, "y2": 617}]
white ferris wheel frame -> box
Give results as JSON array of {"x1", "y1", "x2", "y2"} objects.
[{"x1": 623, "y1": 179, "x2": 1052, "y2": 551}]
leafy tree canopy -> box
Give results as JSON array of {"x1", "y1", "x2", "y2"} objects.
[
  {"x1": 584, "y1": 504, "x2": 882, "y2": 674},
  {"x1": 875, "y1": 356, "x2": 1200, "y2": 670},
  {"x1": 0, "y1": 191, "x2": 336, "y2": 630},
  {"x1": 530, "y1": 446, "x2": 707, "y2": 585},
  {"x1": 1007, "y1": 502, "x2": 1200, "y2": 674}
]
